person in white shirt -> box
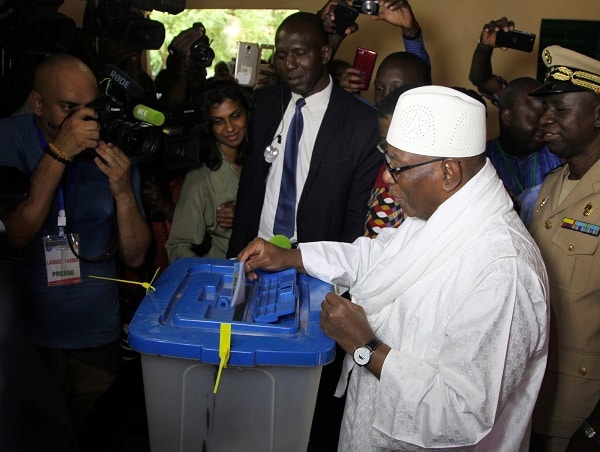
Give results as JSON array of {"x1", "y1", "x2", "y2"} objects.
[{"x1": 238, "y1": 85, "x2": 550, "y2": 451}]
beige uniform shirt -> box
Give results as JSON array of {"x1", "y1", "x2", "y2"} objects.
[{"x1": 529, "y1": 160, "x2": 600, "y2": 439}]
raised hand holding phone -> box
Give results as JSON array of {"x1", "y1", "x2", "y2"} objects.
[{"x1": 352, "y1": 47, "x2": 377, "y2": 90}]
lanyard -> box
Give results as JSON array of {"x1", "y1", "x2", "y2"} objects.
[
  {"x1": 36, "y1": 124, "x2": 118, "y2": 262},
  {"x1": 495, "y1": 138, "x2": 537, "y2": 194},
  {"x1": 36, "y1": 125, "x2": 75, "y2": 237},
  {"x1": 56, "y1": 166, "x2": 79, "y2": 237}
]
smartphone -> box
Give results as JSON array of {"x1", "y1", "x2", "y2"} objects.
[
  {"x1": 495, "y1": 30, "x2": 536, "y2": 53},
  {"x1": 353, "y1": 47, "x2": 377, "y2": 90},
  {"x1": 334, "y1": 3, "x2": 359, "y2": 35},
  {"x1": 234, "y1": 42, "x2": 260, "y2": 87}
]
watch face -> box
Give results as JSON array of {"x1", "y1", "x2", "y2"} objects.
[{"x1": 353, "y1": 346, "x2": 371, "y2": 366}]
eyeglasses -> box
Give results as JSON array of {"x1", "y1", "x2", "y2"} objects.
[{"x1": 384, "y1": 150, "x2": 446, "y2": 183}]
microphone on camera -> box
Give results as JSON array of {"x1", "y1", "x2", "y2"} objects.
[
  {"x1": 103, "y1": 64, "x2": 145, "y2": 103},
  {"x1": 133, "y1": 104, "x2": 165, "y2": 126}
]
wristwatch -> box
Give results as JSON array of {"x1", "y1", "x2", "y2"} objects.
[{"x1": 353, "y1": 338, "x2": 382, "y2": 367}]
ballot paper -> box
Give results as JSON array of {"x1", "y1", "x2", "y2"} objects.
[{"x1": 231, "y1": 260, "x2": 246, "y2": 307}]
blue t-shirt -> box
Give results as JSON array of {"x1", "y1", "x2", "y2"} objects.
[
  {"x1": 0, "y1": 114, "x2": 142, "y2": 349},
  {"x1": 485, "y1": 138, "x2": 561, "y2": 199}
]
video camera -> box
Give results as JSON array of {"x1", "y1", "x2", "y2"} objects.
[
  {"x1": 84, "y1": 0, "x2": 186, "y2": 50},
  {"x1": 0, "y1": 0, "x2": 76, "y2": 56},
  {"x1": 86, "y1": 65, "x2": 200, "y2": 170}
]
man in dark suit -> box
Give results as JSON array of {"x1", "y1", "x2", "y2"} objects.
[
  {"x1": 227, "y1": 11, "x2": 381, "y2": 451},
  {"x1": 227, "y1": 11, "x2": 380, "y2": 256}
]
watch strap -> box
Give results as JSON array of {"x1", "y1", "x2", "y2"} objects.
[
  {"x1": 365, "y1": 338, "x2": 382, "y2": 353},
  {"x1": 353, "y1": 338, "x2": 383, "y2": 367}
]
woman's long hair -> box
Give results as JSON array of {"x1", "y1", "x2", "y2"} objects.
[{"x1": 199, "y1": 79, "x2": 252, "y2": 171}]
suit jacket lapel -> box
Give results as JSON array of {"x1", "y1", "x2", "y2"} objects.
[
  {"x1": 264, "y1": 84, "x2": 291, "y2": 150},
  {"x1": 299, "y1": 85, "x2": 343, "y2": 207}
]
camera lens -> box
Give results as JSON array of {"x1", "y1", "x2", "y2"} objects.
[
  {"x1": 103, "y1": 120, "x2": 162, "y2": 164},
  {"x1": 353, "y1": 0, "x2": 379, "y2": 15},
  {"x1": 190, "y1": 36, "x2": 215, "y2": 68}
]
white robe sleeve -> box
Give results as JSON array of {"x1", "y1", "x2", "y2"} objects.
[
  {"x1": 300, "y1": 230, "x2": 398, "y2": 289},
  {"x1": 370, "y1": 258, "x2": 546, "y2": 448}
]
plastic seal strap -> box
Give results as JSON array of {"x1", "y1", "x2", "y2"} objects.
[
  {"x1": 88, "y1": 267, "x2": 160, "y2": 293},
  {"x1": 213, "y1": 323, "x2": 231, "y2": 394}
]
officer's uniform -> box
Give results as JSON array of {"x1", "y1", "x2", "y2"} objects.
[
  {"x1": 527, "y1": 45, "x2": 600, "y2": 450},
  {"x1": 529, "y1": 161, "x2": 600, "y2": 440}
]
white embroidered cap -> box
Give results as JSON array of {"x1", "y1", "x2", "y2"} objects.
[{"x1": 387, "y1": 85, "x2": 486, "y2": 158}]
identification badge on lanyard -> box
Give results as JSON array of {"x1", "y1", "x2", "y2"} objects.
[{"x1": 43, "y1": 234, "x2": 82, "y2": 286}]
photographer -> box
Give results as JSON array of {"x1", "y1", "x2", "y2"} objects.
[
  {"x1": 0, "y1": 54, "x2": 150, "y2": 441},
  {"x1": 155, "y1": 23, "x2": 212, "y2": 109}
]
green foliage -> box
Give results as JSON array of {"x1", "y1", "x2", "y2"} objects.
[{"x1": 148, "y1": 9, "x2": 297, "y2": 78}]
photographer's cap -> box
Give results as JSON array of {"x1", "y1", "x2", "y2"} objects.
[
  {"x1": 387, "y1": 85, "x2": 486, "y2": 158},
  {"x1": 529, "y1": 45, "x2": 600, "y2": 96}
]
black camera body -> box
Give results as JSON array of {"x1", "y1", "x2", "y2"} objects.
[
  {"x1": 352, "y1": 0, "x2": 379, "y2": 15},
  {"x1": 86, "y1": 91, "x2": 200, "y2": 170},
  {"x1": 86, "y1": 95, "x2": 160, "y2": 164},
  {"x1": 190, "y1": 35, "x2": 215, "y2": 68},
  {"x1": 168, "y1": 23, "x2": 215, "y2": 68}
]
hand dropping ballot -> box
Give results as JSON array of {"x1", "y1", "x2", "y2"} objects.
[
  {"x1": 231, "y1": 259, "x2": 246, "y2": 307},
  {"x1": 230, "y1": 235, "x2": 290, "y2": 308}
]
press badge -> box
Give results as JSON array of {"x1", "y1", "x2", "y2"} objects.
[{"x1": 43, "y1": 234, "x2": 82, "y2": 286}]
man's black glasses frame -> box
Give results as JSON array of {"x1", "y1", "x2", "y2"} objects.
[{"x1": 383, "y1": 150, "x2": 445, "y2": 183}]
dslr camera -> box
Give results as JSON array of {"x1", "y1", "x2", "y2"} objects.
[
  {"x1": 168, "y1": 23, "x2": 215, "y2": 68},
  {"x1": 351, "y1": 0, "x2": 379, "y2": 15},
  {"x1": 189, "y1": 36, "x2": 215, "y2": 68},
  {"x1": 87, "y1": 95, "x2": 162, "y2": 164},
  {"x1": 85, "y1": 83, "x2": 200, "y2": 170}
]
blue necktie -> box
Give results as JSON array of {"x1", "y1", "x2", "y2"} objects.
[{"x1": 273, "y1": 97, "x2": 306, "y2": 238}]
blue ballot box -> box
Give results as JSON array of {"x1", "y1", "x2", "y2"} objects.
[{"x1": 128, "y1": 258, "x2": 335, "y2": 452}]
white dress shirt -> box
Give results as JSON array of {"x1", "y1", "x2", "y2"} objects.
[{"x1": 258, "y1": 77, "x2": 332, "y2": 242}]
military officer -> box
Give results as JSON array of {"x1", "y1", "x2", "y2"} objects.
[{"x1": 528, "y1": 45, "x2": 600, "y2": 451}]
